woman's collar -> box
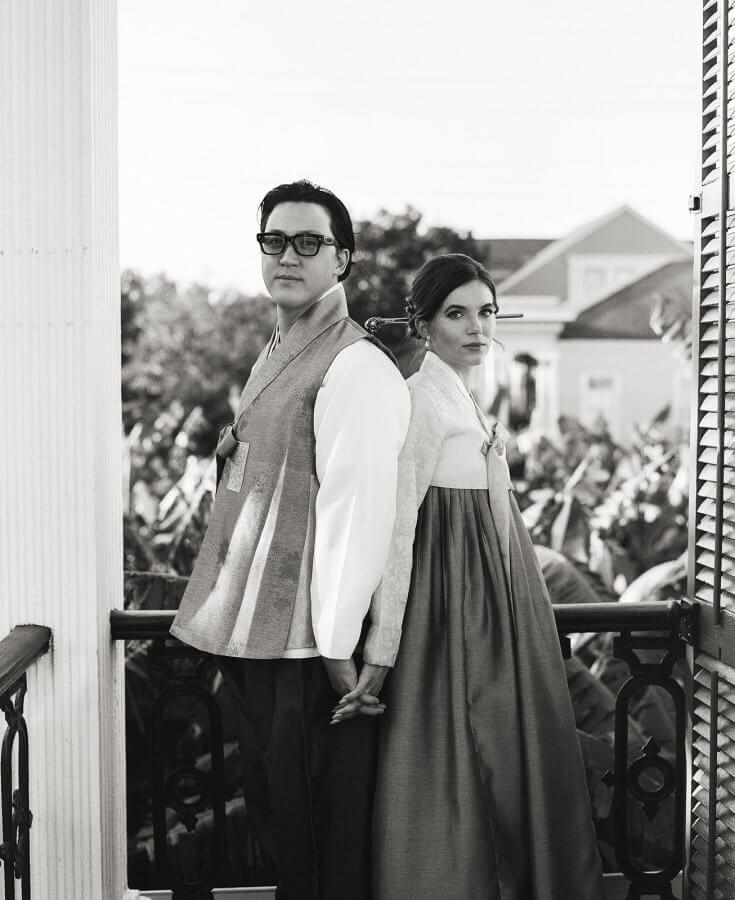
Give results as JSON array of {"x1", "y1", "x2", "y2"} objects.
[{"x1": 420, "y1": 351, "x2": 476, "y2": 405}]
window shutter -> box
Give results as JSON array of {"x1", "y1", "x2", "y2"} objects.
[{"x1": 689, "y1": 1, "x2": 735, "y2": 897}]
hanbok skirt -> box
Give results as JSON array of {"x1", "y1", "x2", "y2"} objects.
[{"x1": 373, "y1": 487, "x2": 603, "y2": 900}]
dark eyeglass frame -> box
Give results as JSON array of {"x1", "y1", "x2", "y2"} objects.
[{"x1": 256, "y1": 231, "x2": 341, "y2": 257}]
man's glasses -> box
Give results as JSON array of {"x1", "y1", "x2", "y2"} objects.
[{"x1": 257, "y1": 231, "x2": 340, "y2": 257}]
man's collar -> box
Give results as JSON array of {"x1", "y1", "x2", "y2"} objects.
[{"x1": 271, "y1": 281, "x2": 344, "y2": 350}]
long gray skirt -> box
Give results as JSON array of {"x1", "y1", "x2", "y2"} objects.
[{"x1": 373, "y1": 487, "x2": 603, "y2": 900}]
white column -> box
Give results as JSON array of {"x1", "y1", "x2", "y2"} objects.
[
  {"x1": 535, "y1": 350, "x2": 561, "y2": 439},
  {"x1": 0, "y1": 2, "x2": 129, "y2": 898}
]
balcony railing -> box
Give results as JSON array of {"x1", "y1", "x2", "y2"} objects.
[
  {"x1": 111, "y1": 597, "x2": 696, "y2": 900},
  {"x1": 0, "y1": 624, "x2": 52, "y2": 900}
]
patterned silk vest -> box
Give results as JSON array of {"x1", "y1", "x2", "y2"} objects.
[{"x1": 170, "y1": 285, "x2": 391, "y2": 658}]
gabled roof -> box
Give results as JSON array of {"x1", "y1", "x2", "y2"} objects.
[
  {"x1": 497, "y1": 205, "x2": 692, "y2": 295},
  {"x1": 560, "y1": 260, "x2": 693, "y2": 339},
  {"x1": 474, "y1": 238, "x2": 554, "y2": 283}
]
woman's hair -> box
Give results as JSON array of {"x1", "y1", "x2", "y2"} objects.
[
  {"x1": 258, "y1": 179, "x2": 355, "y2": 281},
  {"x1": 406, "y1": 253, "x2": 498, "y2": 337}
]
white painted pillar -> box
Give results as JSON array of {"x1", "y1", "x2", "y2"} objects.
[
  {"x1": 534, "y1": 351, "x2": 561, "y2": 439},
  {"x1": 0, "y1": 2, "x2": 132, "y2": 897}
]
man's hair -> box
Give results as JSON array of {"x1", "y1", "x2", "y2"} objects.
[{"x1": 258, "y1": 179, "x2": 355, "y2": 281}]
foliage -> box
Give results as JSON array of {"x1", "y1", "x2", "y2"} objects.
[
  {"x1": 649, "y1": 292, "x2": 692, "y2": 363},
  {"x1": 513, "y1": 409, "x2": 688, "y2": 594},
  {"x1": 121, "y1": 269, "x2": 275, "y2": 456}
]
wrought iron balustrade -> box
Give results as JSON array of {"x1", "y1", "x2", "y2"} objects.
[
  {"x1": 111, "y1": 598, "x2": 696, "y2": 900},
  {"x1": 113, "y1": 594, "x2": 276, "y2": 900},
  {"x1": 0, "y1": 624, "x2": 52, "y2": 900}
]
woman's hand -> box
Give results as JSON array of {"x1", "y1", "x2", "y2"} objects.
[{"x1": 330, "y1": 662, "x2": 389, "y2": 724}]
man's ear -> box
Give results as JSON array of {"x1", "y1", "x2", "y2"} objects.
[{"x1": 336, "y1": 247, "x2": 350, "y2": 277}]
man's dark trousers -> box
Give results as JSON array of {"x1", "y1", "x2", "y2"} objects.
[{"x1": 220, "y1": 656, "x2": 379, "y2": 900}]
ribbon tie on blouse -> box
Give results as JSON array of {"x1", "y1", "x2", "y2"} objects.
[{"x1": 472, "y1": 400, "x2": 513, "y2": 586}]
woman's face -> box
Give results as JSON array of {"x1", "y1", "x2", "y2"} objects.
[{"x1": 420, "y1": 280, "x2": 497, "y2": 370}]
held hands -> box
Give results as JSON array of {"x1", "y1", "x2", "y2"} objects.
[{"x1": 322, "y1": 657, "x2": 389, "y2": 725}]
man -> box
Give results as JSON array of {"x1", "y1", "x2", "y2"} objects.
[{"x1": 171, "y1": 180, "x2": 410, "y2": 899}]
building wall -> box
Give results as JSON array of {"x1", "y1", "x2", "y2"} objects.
[
  {"x1": 565, "y1": 252, "x2": 674, "y2": 312},
  {"x1": 557, "y1": 339, "x2": 685, "y2": 442}
]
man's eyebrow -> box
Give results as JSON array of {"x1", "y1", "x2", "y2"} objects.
[{"x1": 265, "y1": 229, "x2": 326, "y2": 235}]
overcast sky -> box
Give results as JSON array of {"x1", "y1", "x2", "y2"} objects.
[{"x1": 118, "y1": 1, "x2": 701, "y2": 294}]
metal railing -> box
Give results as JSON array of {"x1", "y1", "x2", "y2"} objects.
[
  {"x1": 111, "y1": 599, "x2": 696, "y2": 900},
  {"x1": 0, "y1": 624, "x2": 52, "y2": 900}
]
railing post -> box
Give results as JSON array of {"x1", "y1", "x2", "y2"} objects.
[
  {"x1": 0, "y1": 677, "x2": 32, "y2": 900},
  {"x1": 602, "y1": 632, "x2": 688, "y2": 900},
  {"x1": 0, "y1": 625, "x2": 52, "y2": 900}
]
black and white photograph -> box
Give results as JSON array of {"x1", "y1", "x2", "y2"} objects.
[{"x1": 0, "y1": 2, "x2": 729, "y2": 898}]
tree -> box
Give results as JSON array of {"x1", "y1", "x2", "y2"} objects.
[{"x1": 121, "y1": 270, "x2": 275, "y2": 453}]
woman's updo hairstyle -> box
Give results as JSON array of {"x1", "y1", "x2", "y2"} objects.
[{"x1": 406, "y1": 253, "x2": 498, "y2": 338}]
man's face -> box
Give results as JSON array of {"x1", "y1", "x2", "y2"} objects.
[{"x1": 260, "y1": 202, "x2": 348, "y2": 310}]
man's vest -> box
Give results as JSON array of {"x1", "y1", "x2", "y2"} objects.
[{"x1": 170, "y1": 285, "x2": 390, "y2": 658}]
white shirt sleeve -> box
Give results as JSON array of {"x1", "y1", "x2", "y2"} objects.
[{"x1": 310, "y1": 340, "x2": 410, "y2": 660}]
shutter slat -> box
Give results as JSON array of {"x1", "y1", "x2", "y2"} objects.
[
  {"x1": 699, "y1": 445, "x2": 735, "y2": 465},
  {"x1": 701, "y1": 393, "x2": 735, "y2": 412},
  {"x1": 701, "y1": 341, "x2": 735, "y2": 358},
  {"x1": 698, "y1": 465, "x2": 735, "y2": 491},
  {"x1": 701, "y1": 375, "x2": 735, "y2": 392},
  {"x1": 697, "y1": 514, "x2": 735, "y2": 540},
  {"x1": 702, "y1": 359, "x2": 735, "y2": 376},
  {"x1": 697, "y1": 500, "x2": 735, "y2": 534},
  {"x1": 703, "y1": 323, "x2": 735, "y2": 340}
]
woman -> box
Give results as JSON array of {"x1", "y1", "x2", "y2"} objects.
[{"x1": 370, "y1": 254, "x2": 602, "y2": 899}]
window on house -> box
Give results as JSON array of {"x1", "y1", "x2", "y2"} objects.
[{"x1": 582, "y1": 267, "x2": 606, "y2": 293}]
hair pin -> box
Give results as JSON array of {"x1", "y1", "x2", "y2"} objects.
[{"x1": 365, "y1": 312, "x2": 524, "y2": 335}]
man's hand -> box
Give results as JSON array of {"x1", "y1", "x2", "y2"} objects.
[
  {"x1": 321, "y1": 656, "x2": 359, "y2": 697},
  {"x1": 330, "y1": 662, "x2": 390, "y2": 724}
]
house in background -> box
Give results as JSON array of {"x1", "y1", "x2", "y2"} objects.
[{"x1": 475, "y1": 205, "x2": 693, "y2": 443}]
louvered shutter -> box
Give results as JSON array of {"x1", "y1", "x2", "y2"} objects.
[{"x1": 689, "y1": 1, "x2": 735, "y2": 897}]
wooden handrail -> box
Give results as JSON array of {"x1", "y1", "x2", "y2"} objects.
[
  {"x1": 110, "y1": 600, "x2": 691, "y2": 642},
  {"x1": 0, "y1": 625, "x2": 52, "y2": 697}
]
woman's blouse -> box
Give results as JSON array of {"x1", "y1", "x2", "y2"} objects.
[{"x1": 365, "y1": 351, "x2": 512, "y2": 667}]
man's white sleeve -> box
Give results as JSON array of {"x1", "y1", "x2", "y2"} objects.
[{"x1": 311, "y1": 340, "x2": 410, "y2": 660}]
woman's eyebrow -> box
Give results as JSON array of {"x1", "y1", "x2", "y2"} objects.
[{"x1": 443, "y1": 303, "x2": 495, "y2": 312}]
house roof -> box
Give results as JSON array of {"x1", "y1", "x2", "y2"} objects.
[
  {"x1": 559, "y1": 260, "x2": 693, "y2": 339},
  {"x1": 497, "y1": 205, "x2": 692, "y2": 295},
  {"x1": 474, "y1": 238, "x2": 554, "y2": 283}
]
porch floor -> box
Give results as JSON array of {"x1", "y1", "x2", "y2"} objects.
[{"x1": 138, "y1": 872, "x2": 683, "y2": 899}]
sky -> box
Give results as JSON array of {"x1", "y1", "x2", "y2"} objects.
[{"x1": 118, "y1": 1, "x2": 702, "y2": 295}]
